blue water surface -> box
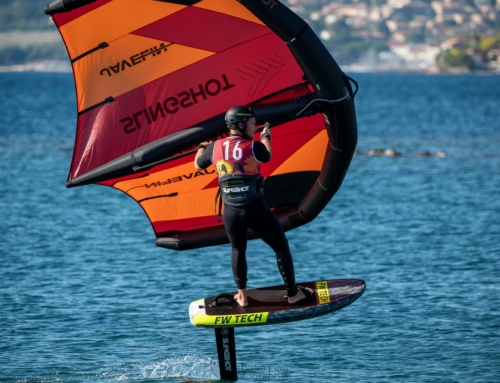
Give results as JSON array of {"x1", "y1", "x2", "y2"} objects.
[{"x1": 0, "y1": 72, "x2": 499, "y2": 383}]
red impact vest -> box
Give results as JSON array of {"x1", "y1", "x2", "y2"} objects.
[{"x1": 212, "y1": 136, "x2": 263, "y2": 206}]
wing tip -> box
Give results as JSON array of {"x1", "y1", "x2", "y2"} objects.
[{"x1": 44, "y1": 0, "x2": 98, "y2": 16}]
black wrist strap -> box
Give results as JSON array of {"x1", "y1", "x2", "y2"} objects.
[{"x1": 260, "y1": 132, "x2": 271, "y2": 142}]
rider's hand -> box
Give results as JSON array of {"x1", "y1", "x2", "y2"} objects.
[{"x1": 260, "y1": 123, "x2": 271, "y2": 141}]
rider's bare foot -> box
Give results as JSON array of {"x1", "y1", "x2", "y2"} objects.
[
  {"x1": 287, "y1": 286, "x2": 313, "y2": 304},
  {"x1": 234, "y1": 289, "x2": 248, "y2": 307}
]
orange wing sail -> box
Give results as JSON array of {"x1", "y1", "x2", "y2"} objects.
[{"x1": 45, "y1": 0, "x2": 358, "y2": 250}]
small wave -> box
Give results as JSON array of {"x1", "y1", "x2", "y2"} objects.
[
  {"x1": 133, "y1": 354, "x2": 216, "y2": 381},
  {"x1": 5, "y1": 355, "x2": 217, "y2": 383},
  {"x1": 356, "y1": 148, "x2": 447, "y2": 158}
]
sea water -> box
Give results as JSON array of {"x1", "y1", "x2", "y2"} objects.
[{"x1": 0, "y1": 72, "x2": 499, "y2": 383}]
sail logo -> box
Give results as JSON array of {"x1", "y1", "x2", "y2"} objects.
[
  {"x1": 120, "y1": 74, "x2": 236, "y2": 134},
  {"x1": 99, "y1": 43, "x2": 173, "y2": 77},
  {"x1": 143, "y1": 168, "x2": 215, "y2": 188},
  {"x1": 262, "y1": 0, "x2": 278, "y2": 9}
]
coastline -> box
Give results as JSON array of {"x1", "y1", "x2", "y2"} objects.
[
  {"x1": 0, "y1": 60, "x2": 71, "y2": 73},
  {"x1": 1, "y1": 59, "x2": 497, "y2": 74},
  {"x1": 1, "y1": 31, "x2": 499, "y2": 75}
]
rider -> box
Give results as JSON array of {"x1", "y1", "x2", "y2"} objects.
[{"x1": 194, "y1": 106, "x2": 312, "y2": 307}]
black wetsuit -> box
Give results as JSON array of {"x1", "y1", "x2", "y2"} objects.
[{"x1": 197, "y1": 138, "x2": 298, "y2": 297}]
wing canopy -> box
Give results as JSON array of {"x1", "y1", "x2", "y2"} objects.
[{"x1": 46, "y1": 0, "x2": 358, "y2": 250}]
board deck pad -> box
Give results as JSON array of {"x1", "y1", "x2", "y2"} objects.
[{"x1": 189, "y1": 279, "x2": 365, "y2": 327}]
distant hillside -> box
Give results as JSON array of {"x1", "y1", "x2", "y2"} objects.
[
  {"x1": 0, "y1": 0, "x2": 320, "y2": 31},
  {"x1": 1, "y1": 0, "x2": 499, "y2": 71},
  {"x1": 0, "y1": 0, "x2": 321, "y2": 31},
  {"x1": 0, "y1": 0, "x2": 64, "y2": 65},
  {"x1": 0, "y1": 0, "x2": 54, "y2": 31}
]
